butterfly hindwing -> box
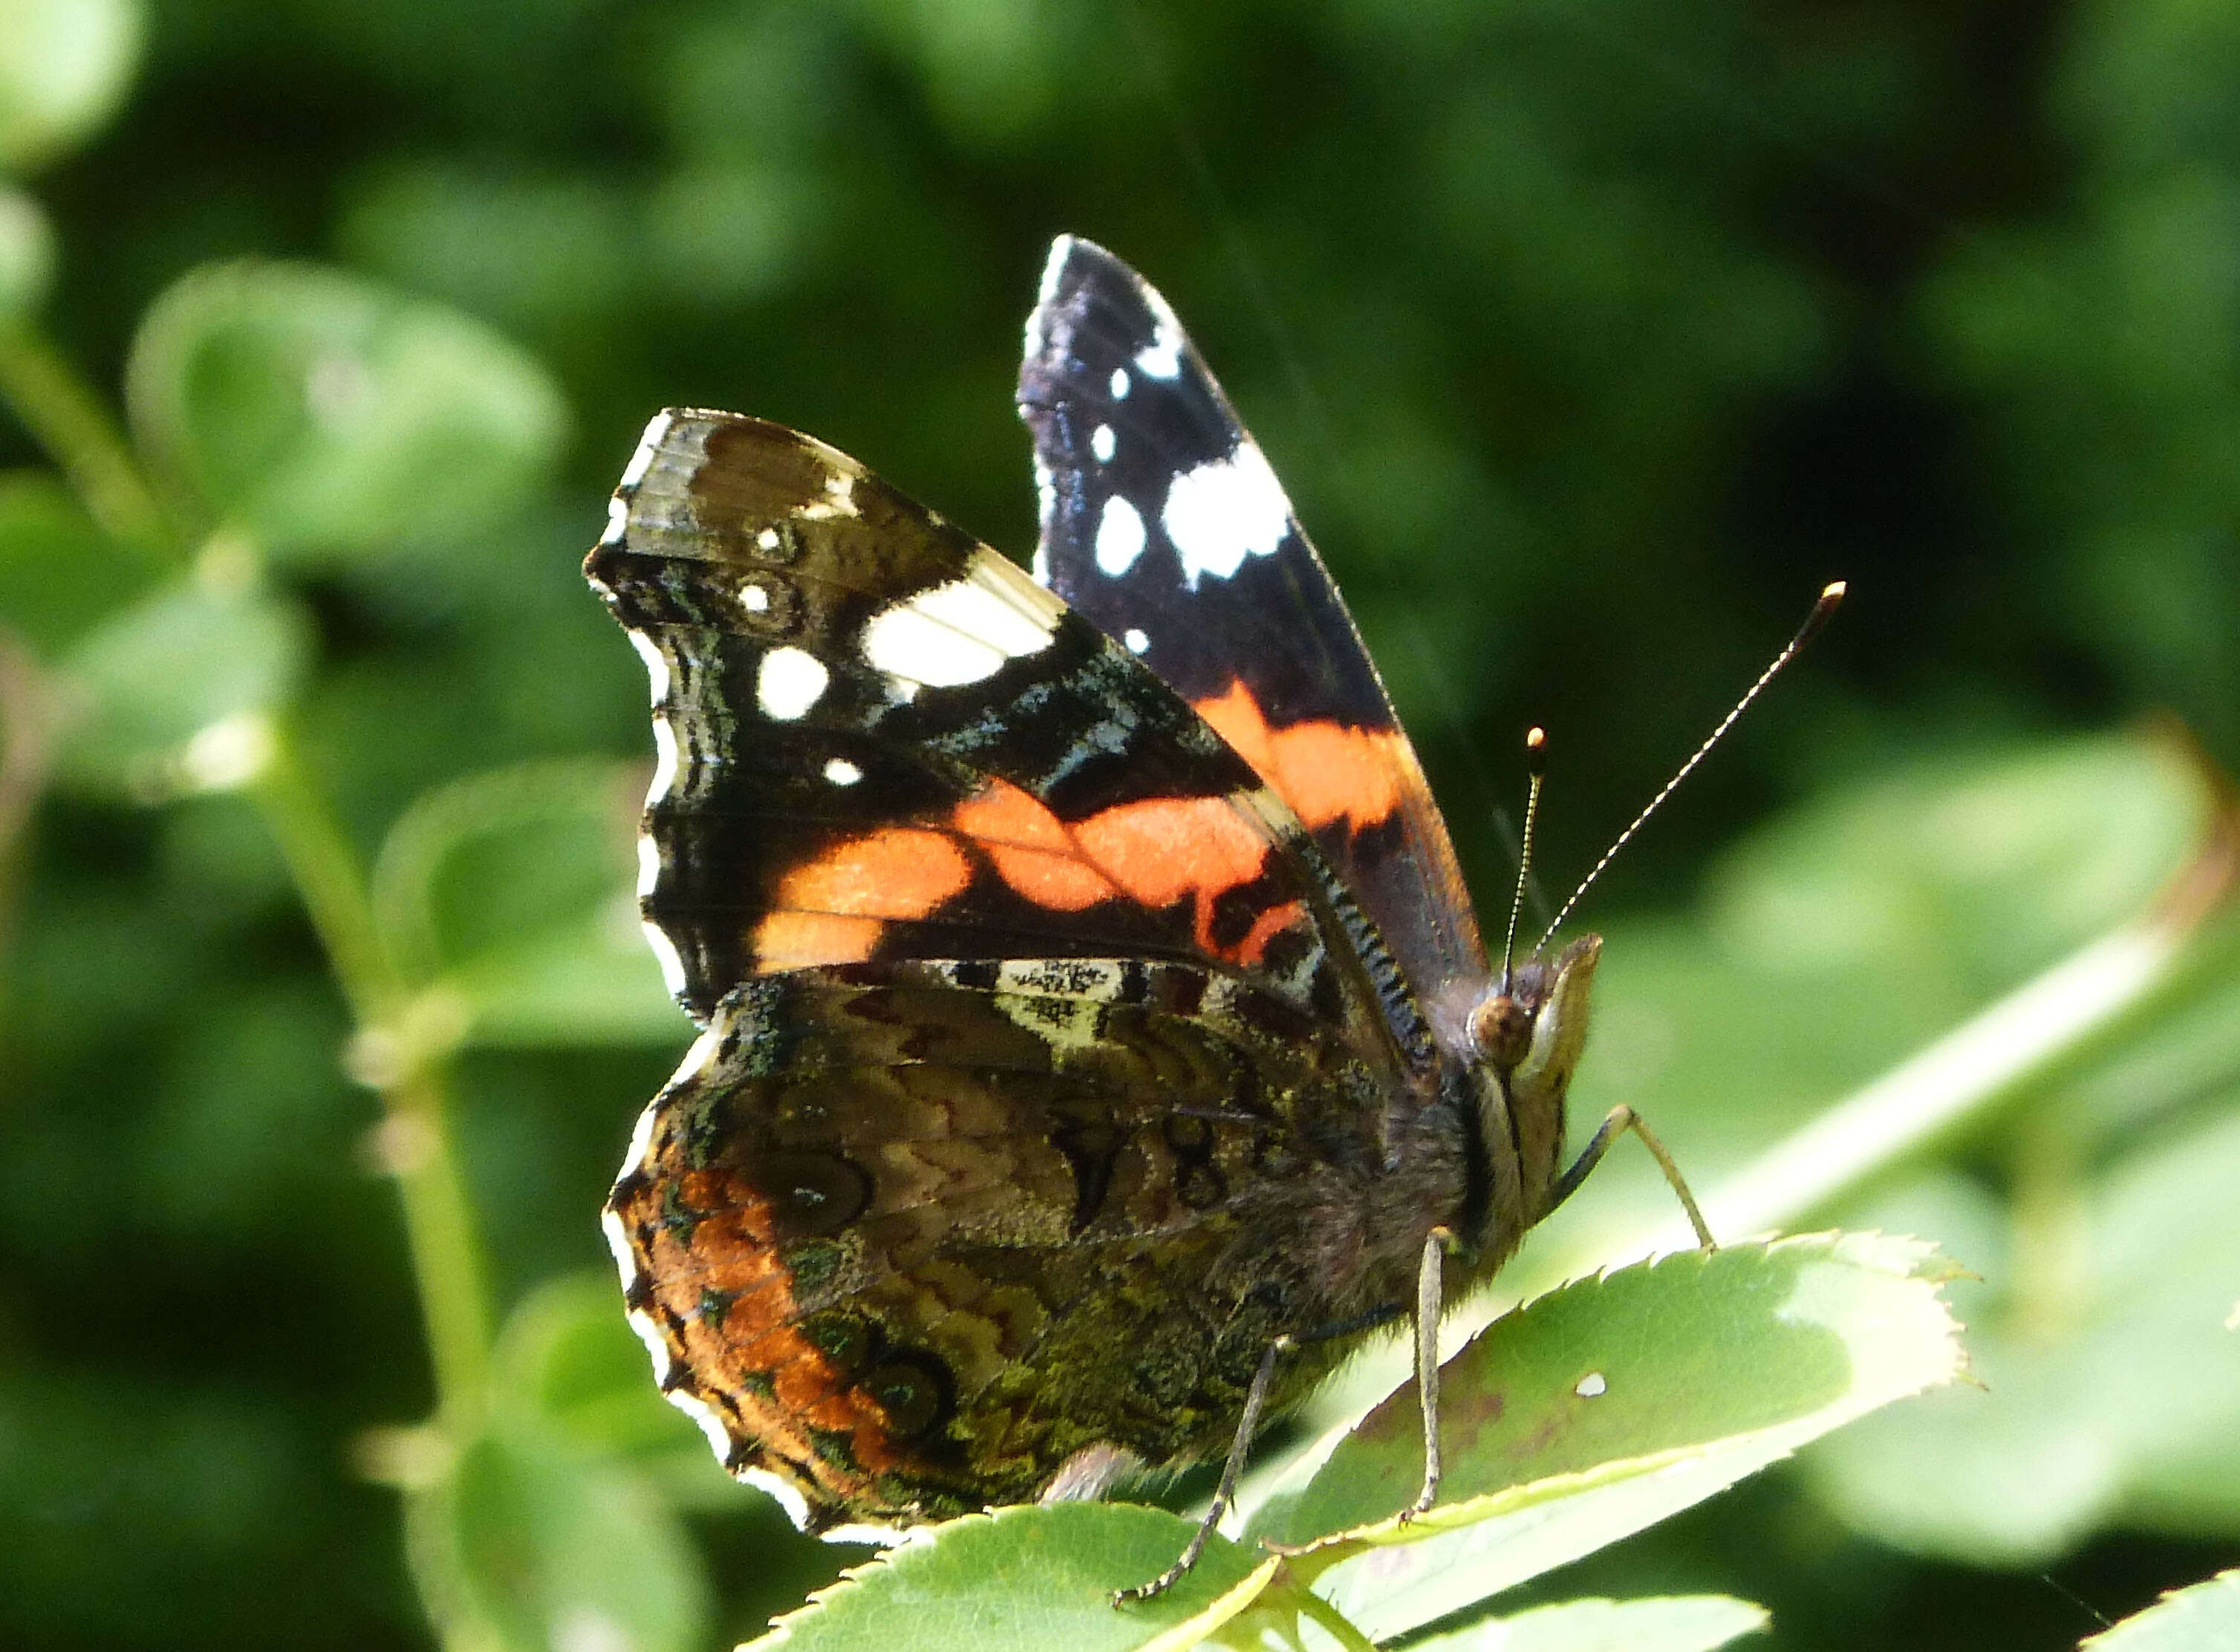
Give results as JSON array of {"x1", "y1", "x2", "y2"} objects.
[
  {"x1": 604, "y1": 957, "x2": 1436, "y2": 1529},
  {"x1": 1018, "y1": 238, "x2": 1491, "y2": 1036},
  {"x1": 584, "y1": 409, "x2": 1396, "y2": 1058}
]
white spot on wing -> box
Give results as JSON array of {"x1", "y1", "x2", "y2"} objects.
[
  {"x1": 1090, "y1": 424, "x2": 1116, "y2": 464},
  {"x1": 740, "y1": 582, "x2": 770, "y2": 614},
  {"x1": 1032, "y1": 456, "x2": 1058, "y2": 545},
  {"x1": 1136, "y1": 313, "x2": 1182, "y2": 379},
  {"x1": 1162, "y1": 440, "x2": 1293, "y2": 588},
  {"x1": 600, "y1": 495, "x2": 628, "y2": 546},
  {"x1": 756, "y1": 645, "x2": 829, "y2": 720},
  {"x1": 627, "y1": 631, "x2": 668, "y2": 706},
  {"x1": 648, "y1": 716, "x2": 679, "y2": 804},
  {"x1": 862, "y1": 556, "x2": 1062, "y2": 688},
  {"x1": 756, "y1": 526, "x2": 781, "y2": 551},
  {"x1": 1110, "y1": 366, "x2": 1130, "y2": 399},
  {"x1": 822, "y1": 757, "x2": 862, "y2": 786},
  {"x1": 636, "y1": 833, "x2": 661, "y2": 897},
  {"x1": 1576, "y1": 1371, "x2": 1608, "y2": 1397},
  {"x1": 1124, "y1": 627, "x2": 1150, "y2": 654},
  {"x1": 1093, "y1": 495, "x2": 1147, "y2": 576},
  {"x1": 619, "y1": 412, "x2": 673, "y2": 490}
]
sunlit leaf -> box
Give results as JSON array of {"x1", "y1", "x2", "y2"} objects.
[
  {"x1": 125, "y1": 260, "x2": 568, "y2": 561},
  {"x1": 1248, "y1": 1234, "x2": 1962, "y2": 1644},
  {"x1": 1407, "y1": 1594, "x2": 1770, "y2": 1652},
  {"x1": 742, "y1": 1503, "x2": 1274, "y2": 1652},
  {"x1": 2081, "y1": 1569, "x2": 2240, "y2": 1652}
]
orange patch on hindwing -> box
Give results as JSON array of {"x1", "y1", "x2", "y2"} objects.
[
  {"x1": 631, "y1": 1158, "x2": 905, "y2": 1502},
  {"x1": 1193, "y1": 680, "x2": 1405, "y2": 833}
]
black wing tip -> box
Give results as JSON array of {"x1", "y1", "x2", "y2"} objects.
[{"x1": 1022, "y1": 235, "x2": 1173, "y2": 409}]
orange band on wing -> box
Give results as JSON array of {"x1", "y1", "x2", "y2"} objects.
[
  {"x1": 1193, "y1": 680, "x2": 1405, "y2": 833},
  {"x1": 628, "y1": 1168, "x2": 905, "y2": 1481},
  {"x1": 755, "y1": 828, "x2": 973, "y2": 967},
  {"x1": 752, "y1": 776, "x2": 1309, "y2": 972},
  {"x1": 952, "y1": 779, "x2": 1122, "y2": 911},
  {"x1": 1072, "y1": 793, "x2": 1272, "y2": 906}
]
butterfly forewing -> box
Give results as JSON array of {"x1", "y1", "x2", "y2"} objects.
[
  {"x1": 586, "y1": 409, "x2": 1393, "y2": 1052},
  {"x1": 1020, "y1": 238, "x2": 1492, "y2": 1044}
]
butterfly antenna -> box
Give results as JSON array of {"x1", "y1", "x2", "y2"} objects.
[
  {"x1": 1500, "y1": 726, "x2": 1549, "y2": 987},
  {"x1": 1534, "y1": 581, "x2": 1846, "y2": 955}
]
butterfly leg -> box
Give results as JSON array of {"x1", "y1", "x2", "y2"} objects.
[
  {"x1": 1403, "y1": 1224, "x2": 1455, "y2": 1520},
  {"x1": 1113, "y1": 1331, "x2": 1295, "y2": 1607},
  {"x1": 1549, "y1": 1105, "x2": 1715, "y2": 1249}
]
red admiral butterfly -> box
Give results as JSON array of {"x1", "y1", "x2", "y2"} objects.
[{"x1": 589, "y1": 237, "x2": 1758, "y2": 1599}]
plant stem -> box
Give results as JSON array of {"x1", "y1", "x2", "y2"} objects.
[
  {"x1": 254, "y1": 726, "x2": 493, "y2": 1427},
  {"x1": 0, "y1": 320, "x2": 170, "y2": 554}
]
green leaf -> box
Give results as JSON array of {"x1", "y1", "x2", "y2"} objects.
[
  {"x1": 743, "y1": 1503, "x2": 1276, "y2": 1652},
  {"x1": 125, "y1": 260, "x2": 569, "y2": 560},
  {"x1": 2082, "y1": 1570, "x2": 2240, "y2": 1652},
  {"x1": 493, "y1": 1272, "x2": 720, "y2": 1466},
  {"x1": 1249, "y1": 1234, "x2": 1963, "y2": 1644},
  {"x1": 57, "y1": 572, "x2": 307, "y2": 796},
  {"x1": 0, "y1": 469, "x2": 153, "y2": 652},
  {"x1": 0, "y1": 183, "x2": 55, "y2": 316},
  {"x1": 411, "y1": 1428, "x2": 712, "y2": 1652},
  {"x1": 370, "y1": 758, "x2": 681, "y2": 1045},
  {"x1": 1806, "y1": 1096, "x2": 2240, "y2": 1564},
  {"x1": 1408, "y1": 1595, "x2": 1770, "y2": 1652},
  {"x1": 0, "y1": 0, "x2": 141, "y2": 173}
]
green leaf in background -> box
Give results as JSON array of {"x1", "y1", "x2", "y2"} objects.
[
  {"x1": 0, "y1": 183, "x2": 55, "y2": 317},
  {"x1": 2082, "y1": 1569, "x2": 2240, "y2": 1652},
  {"x1": 742, "y1": 1502, "x2": 1272, "y2": 1652},
  {"x1": 0, "y1": 468, "x2": 152, "y2": 651},
  {"x1": 1479, "y1": 732, "x2": 2221, "y2": 1292},
  {"x1": 1248, "y1": 1235, "x2": 1963, "y2": 1643},
  {"x1": 411, "y1": 1428, "x2": 712, "y2": 1652},
  {"x1": 0, "y1": 0, "x2": 140, "y2": 173},
  {"x1": 494, "y1": 1271, "x2": 712, "y2": 1464},
  {"x1": 124, "y1": 261, "x2": 570, "y2": 562},
  {"x1": 1806, "y1": 1091, "x2": 2240, "y2": 1564},
  {"x1": 1407, "y1": 1595, "x2": 1770, "y2": 1652},
  {"x1": 370, "y1": 758, "x2": 681, "y2": 1047},
  {"x1": 56, "y1": 570, "x2": 307, "y2": 796}
]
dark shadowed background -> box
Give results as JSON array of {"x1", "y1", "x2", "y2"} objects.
[{"x1": 3, "y1": 1, "x2": 2238, "y2": 1648}]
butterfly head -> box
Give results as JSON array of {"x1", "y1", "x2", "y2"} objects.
[{"x1": 1468, "y1": 934, "x2": 1601, "y2": 1217}]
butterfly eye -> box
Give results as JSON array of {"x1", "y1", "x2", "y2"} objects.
[{"x1": 1468, "y1": 992, "x2": 1534, "y2": 1069}]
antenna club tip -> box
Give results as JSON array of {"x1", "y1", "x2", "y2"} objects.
[
  {"x1": 1820, "y1": 580, "x2": 1847, "y2": 603},
  {"x1": 1524, "y1": 724, "x2": 1547, "y2": 773},
  {"x1": 1526, "y1": 726, "x2": 1546, "y2": 749}
]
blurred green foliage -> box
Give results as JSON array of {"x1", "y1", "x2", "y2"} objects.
[{"x1": 3, "y1": 1, "x2": 2239, "y2": 1649}]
